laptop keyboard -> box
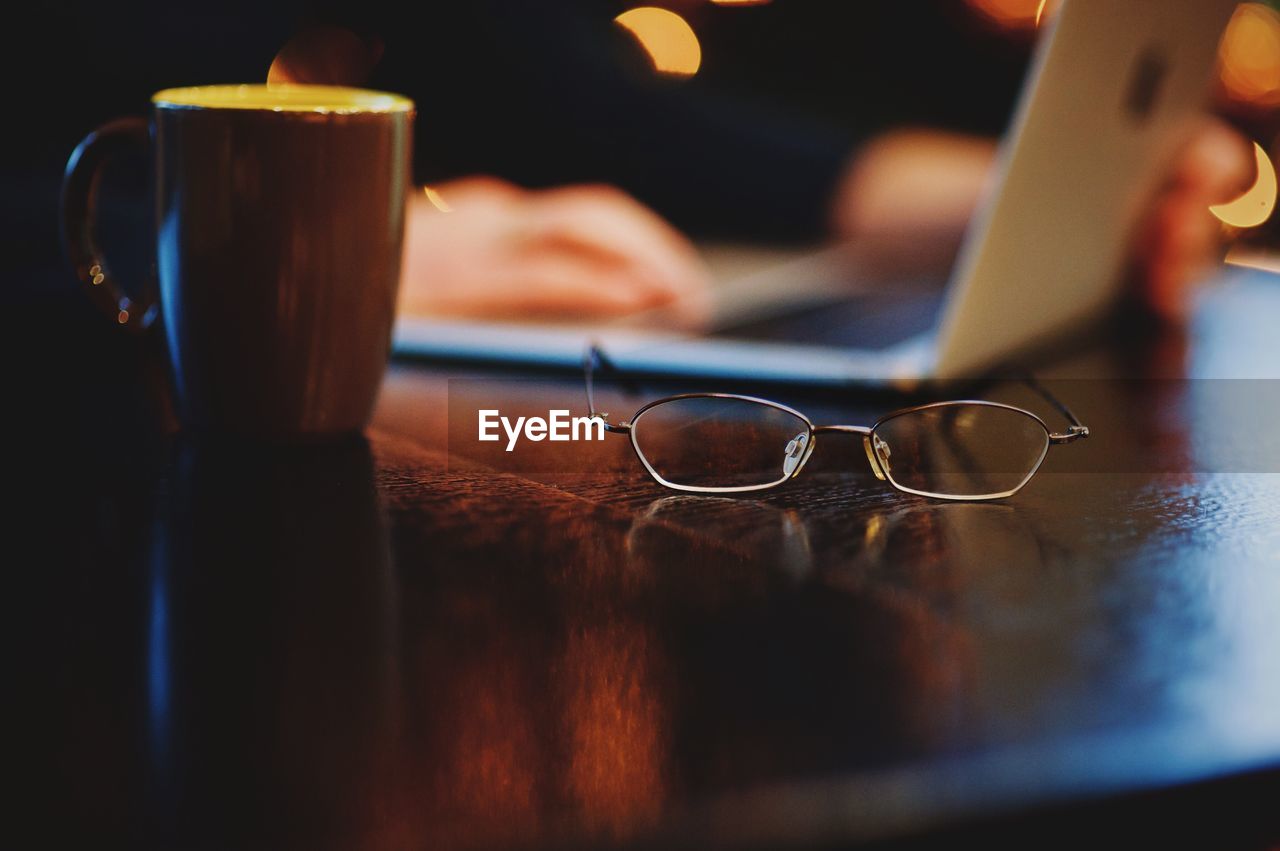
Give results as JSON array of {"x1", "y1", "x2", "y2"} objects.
[{"x1": 711, "y1": 291, "x2": 945, "y2": 350}]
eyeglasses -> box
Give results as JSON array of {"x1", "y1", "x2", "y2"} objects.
[{"x1": 583, "y1": 345, "x2": 1089, "y2": 500}]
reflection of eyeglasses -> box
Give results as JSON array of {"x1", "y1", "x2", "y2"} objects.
[{"x1": 584, "y1": 345, "x2": 1090, "y2": 500}]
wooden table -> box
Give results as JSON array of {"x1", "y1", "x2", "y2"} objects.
[{"x1": 16, "y1": 267, "x2": 1280, "y2": 849}]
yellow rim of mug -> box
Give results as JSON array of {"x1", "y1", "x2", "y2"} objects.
[{"x1": 152, "y1": 84, "x2": 414, "y2": 115}]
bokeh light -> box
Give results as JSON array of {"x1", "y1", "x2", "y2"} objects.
[
  {"x1": 1210, "y1": 141, "x2": 1277, "y2": 228},
  {"x1": 963, "y1": 0, "x2": 1061, "y2": 33},
  {"x1": 614, "y1": 7, "x2": 702, "y2": 78},
  {"x1": 422, "y1": 185, "x2": 453, "y2": 213},
  {"x1": 1218, "y1": 3, "x2": 1280, "y2": 109}
]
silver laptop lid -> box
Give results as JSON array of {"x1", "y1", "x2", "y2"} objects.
[{"x1": 932, "y1": 0, "x2": 1237, "y2": 379}]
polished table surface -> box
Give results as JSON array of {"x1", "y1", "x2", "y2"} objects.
[{"x1": 17, "y1": 267, "x2": 1280, "y2": 849}]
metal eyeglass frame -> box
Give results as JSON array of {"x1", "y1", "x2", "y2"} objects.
[{"x1": 583, "y1": 344, "x2": 1090, "y2": 500}]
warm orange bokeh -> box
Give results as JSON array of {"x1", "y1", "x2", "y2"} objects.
[
  {"x1": 614, "y1": 7, "x2": 702, "y2": 77},
  {"x1": 963, "y1": 0, "x2": 1061, "y2": 32},
  {"x1": 1219, "y1": 3, "x2": 1280, "y2": 108}
]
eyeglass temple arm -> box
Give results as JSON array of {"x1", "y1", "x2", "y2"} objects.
[
  {"x1": 583, "y1": 343, "x2": 635, "y2": 433},
  {"x1": 584, "y1": 346, "x2": 1088, "y2": 443},
  {"x1": 1021, "y1": 374, "x2": 1090, "y2": 444}
]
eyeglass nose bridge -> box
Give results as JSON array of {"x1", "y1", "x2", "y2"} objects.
[{"x1": 811, "y1": 424, "x2": 887, "y2": 482}]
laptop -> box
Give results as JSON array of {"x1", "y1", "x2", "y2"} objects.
[{"x1": 393, "y1": 0, "x2": 1238, "y2": 387}]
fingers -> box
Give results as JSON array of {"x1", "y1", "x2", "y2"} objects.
[
  {"x1": 429, "y1": 176, "x2": 522, "y2": 206},
  {"x1": 1133, "y1": 119, "x2": 1254, "y2": 322},
  {"x1": 526, "y1": 184, "x2": 712, "y2": 303},
  {"x1": 1140, "y1": 189, "x2": 1223, "y2": 322},
  {"x1": 492, "y1": 253, "x2": 689, "y2": 319},
  {"x1": 830, "y1": 131, "x2": 996, "y2": 278},
  {"x1": 414, "y1": 250, "x2": 684, "y2": 321},
  {"x1": 1169, "y1": 117, "x2": 1255, "y2": 203},
  {"x1": 398, "y1": 181, "x2": 711, "y2": 323}
]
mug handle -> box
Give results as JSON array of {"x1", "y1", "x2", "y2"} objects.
[{"x1": 61, "y1": 117, "x2": 159, "y2": 333}]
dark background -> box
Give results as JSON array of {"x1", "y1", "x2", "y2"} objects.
[{"x1": 6, "y1": 1, "x2": 1035, "y2": 304}]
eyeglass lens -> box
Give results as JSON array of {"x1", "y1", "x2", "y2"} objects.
[
  {"x1": 870, "y1": 403, "x2": 1050, "y2": 498},
  {"x1": 630, "y1": 397, "x2": 810, "y2": 491}
]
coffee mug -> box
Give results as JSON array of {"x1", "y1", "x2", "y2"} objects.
[{"x1": 62, "y1": 84, "x2": 414, "y2": 438}]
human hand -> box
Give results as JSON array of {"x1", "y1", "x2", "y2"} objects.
[
  {"x1": 398, "y1": 178, "x2": 711, "y2": 326},
  {"x1": 831, "y1": 121, "x2": 1255, "y2": 322},
  {"x1": 1131, "y1": 118, "x2": 1255, "y2": 322},
  {"x1": 829, "y1": 130, "x2": 998, "y2": 276}
]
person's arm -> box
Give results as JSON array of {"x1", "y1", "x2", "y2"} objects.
[{"x1": 286, "y1": 0, "x2": 1256, "y2": 323}]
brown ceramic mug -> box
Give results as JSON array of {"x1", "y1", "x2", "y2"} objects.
[{"x1": 62, "y1": 84, "x2": 414, "y2": 438}]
